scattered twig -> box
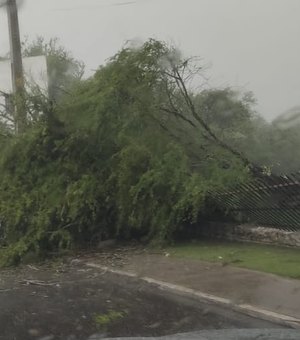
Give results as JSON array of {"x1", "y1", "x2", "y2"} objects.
[
  {"x1": 19, "y1": 280, "x2": 58, "y2": 287},
  {"x1": 27, "y1": 265, "x2": 39, "y2": 271},
  {"x1": 0, "y1": 288, "x2": 20, "y2": 293}
]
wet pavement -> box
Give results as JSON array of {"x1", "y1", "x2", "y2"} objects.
[
  {"x1": 103, "y1": 329, "x2": 300, "y2": 340},
  {"x1": 103, "y1": 253, "x2": 300, "y2": 320},
  {"x1": 0, "y1": 256, "x2": 286, "y2": 340}
]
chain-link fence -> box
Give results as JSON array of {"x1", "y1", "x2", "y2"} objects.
[{"x1": 211, "y1": 172, "x2": 300, "y2": 231}]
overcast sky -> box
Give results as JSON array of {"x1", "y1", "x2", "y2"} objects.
[{"x1": 1, "y1": 0, "x2": 300, "y2": 120}]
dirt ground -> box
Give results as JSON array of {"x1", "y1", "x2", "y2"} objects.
[{"x1": 0, "y1": 248, "x2": 287, "y2": 340}]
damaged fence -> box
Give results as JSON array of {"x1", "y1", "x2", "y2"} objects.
[{"x1": 211, "y1": 172, "x2": 300, "y2": 231}]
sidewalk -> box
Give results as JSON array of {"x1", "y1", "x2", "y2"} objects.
[{"x1": 86, "y1": 252, "x2": 300, "y2": 322}]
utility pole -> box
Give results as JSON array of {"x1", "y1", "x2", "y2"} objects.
[{"x1": 6, "y1": 0, "x2": 26, "y2": 133}]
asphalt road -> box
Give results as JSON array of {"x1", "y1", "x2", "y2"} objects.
[
  {"x1": 102, "y1": 329, "x2": 300, "y2": 340},
  {"x1": 0, "y1": 259, "x2": 289, "y2": 340}
]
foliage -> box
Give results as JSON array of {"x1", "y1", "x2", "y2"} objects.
[
  {"x1": 0, "y1": 39, "x2": 252, "y2": 265},
  {"x1": 194, "y1": 89, "x2": 255, "y2": 147},
  {"x1": 237, "y1": 113, "x2": 300, "y2": 174}
]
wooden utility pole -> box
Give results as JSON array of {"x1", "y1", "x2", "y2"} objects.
[{"x1": 6, "y1": 0, "x2": 26, "y2": 133}]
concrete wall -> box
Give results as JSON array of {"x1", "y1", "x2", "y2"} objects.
[{"x1": 197, "y1": 222, "x2": 300, "y2": 248}]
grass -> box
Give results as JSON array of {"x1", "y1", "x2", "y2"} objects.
[
  {"x1": 94, "y1": 310, "x2": 126, "y2": 329},
  {"x1": 167, "y1": 241, "x2": 300, "y2": 279}
]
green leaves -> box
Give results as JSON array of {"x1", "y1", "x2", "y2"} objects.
[{"x1": 0, "y1": 39, "x2": 252, "y2": 265}]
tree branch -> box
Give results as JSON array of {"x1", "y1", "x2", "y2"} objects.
[{"x1": 164, "y1": 65, "x2": 258, "y2": 171}]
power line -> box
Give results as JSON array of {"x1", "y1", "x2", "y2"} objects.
[{"x1": 51, "y1": 0, "x2": 143, "y2": 12}]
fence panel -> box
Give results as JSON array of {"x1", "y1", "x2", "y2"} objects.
[{"x1": 211, "y1": 172, "x2": 300, "y2": 231}]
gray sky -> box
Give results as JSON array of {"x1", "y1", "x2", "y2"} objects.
[{"x1": 1, "y1": 0, "x2": 300, "y2": 120}]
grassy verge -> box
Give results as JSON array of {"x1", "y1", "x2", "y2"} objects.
[{"x1": 167, "y1": 241, "x2": 300, "y2": 279}]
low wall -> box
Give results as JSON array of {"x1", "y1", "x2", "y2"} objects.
[{"x1": 197, "y1": 222, "x2": 300, "y2": 248}]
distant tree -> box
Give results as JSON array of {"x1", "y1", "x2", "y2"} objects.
[{"x1": 235, "y1": 108, "x2": 300, "y2": 175}]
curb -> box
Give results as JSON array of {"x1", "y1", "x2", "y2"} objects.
[{"x1": 86, "y1": 262, "x2": 300, "y2": 329}]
